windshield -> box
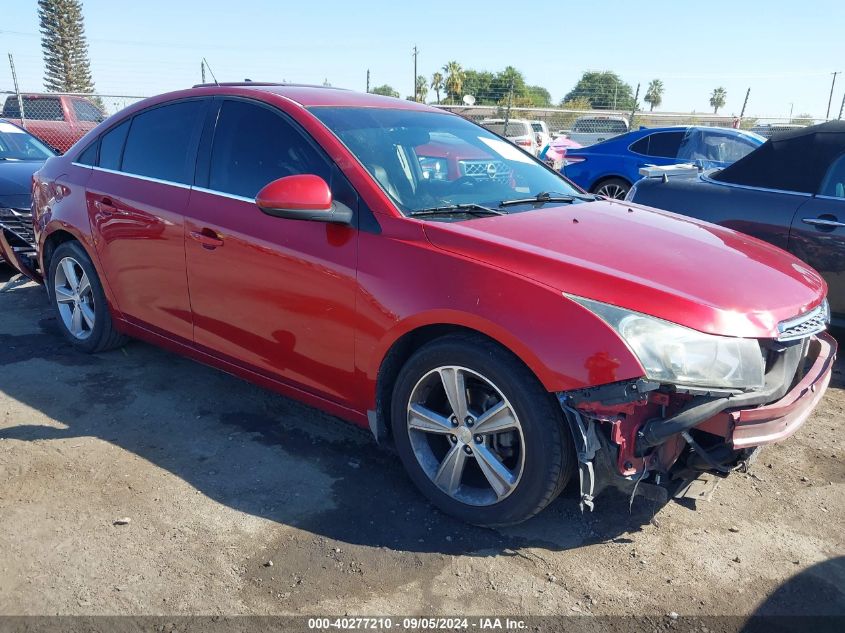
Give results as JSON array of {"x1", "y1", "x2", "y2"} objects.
[
  {"x1": 0, "y1": 121, "x2": 54, "y2": 160},
  {"x1": 310, "y1": 108, "x2": 579, "y2": 214}
]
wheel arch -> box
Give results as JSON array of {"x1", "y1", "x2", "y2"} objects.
[
  {"x1": 589, "y1": 174, "x2": 632, "y2": 193},
  {"x1": 370, "y1": 317, "x2": 556, "y2": 443}
]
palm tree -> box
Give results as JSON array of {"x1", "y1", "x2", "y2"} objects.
[
  {"x1": 710, "y1": 86, "x2": 727, "y2": 114},
  {"x1": 644, "y1": 79, "x2": 664, "y2": 111},
  {"x1": 415, "y1": 75, "x2": 428, "y2": 103},
  {"x1": 442, "y1": 61, "x2": 465, "y2": 104},
  {"x1": 430, "y1": 72, "x2": 444, "y2": 104}
]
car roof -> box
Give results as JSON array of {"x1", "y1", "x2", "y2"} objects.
[{"x1": 188, "y1": 82, "x2": 434, "y2": 110}]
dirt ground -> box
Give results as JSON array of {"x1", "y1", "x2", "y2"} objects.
[{"x1": 1, "y1": 265, "x2": 843, "y2": 622}]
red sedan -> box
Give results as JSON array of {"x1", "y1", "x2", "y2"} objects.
[{"x1": 9, "y1": 83, "x2": 834, "y2": 525}]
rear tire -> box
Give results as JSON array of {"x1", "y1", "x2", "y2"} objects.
[
  {"x1": 390, "y1": 334, "x2": 574, "y2": 526},
  {"x1": 47, "y1": 241, "x2": 127, "y2": 353},
  {"x1": 592, "y1": 177, "x2": 631, "y2": 199}
]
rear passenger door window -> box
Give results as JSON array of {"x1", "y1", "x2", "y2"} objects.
[
  {"x1": 207, "y1": 99, "x2": 330, "y2": 198},
  {"x1": 121, "y1": 100, "x2": 206, "y2": 184}
]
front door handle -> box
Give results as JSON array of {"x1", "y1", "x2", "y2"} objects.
[
  {"x1": 802, "y1": 217, "x2": 845, "y2": 229},
  {"x1": 190, "y1": 229, "x2": 224, "y2": 249}
]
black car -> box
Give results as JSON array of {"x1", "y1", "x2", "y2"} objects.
[
  {"x1": 0, "y1": 118, "x2": 54, "y2": 273},
  {"x1": 628, "y1": 121, "x2": 845, "y2": 326}
]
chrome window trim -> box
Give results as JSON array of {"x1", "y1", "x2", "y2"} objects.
[
  {"x1": 700, "y1": 172, "x2": 813, "y2": 197},
  {"x1": 191, "y1": 186, "x2": 255, "y2": 204},
  {"x1": 78, "y1": 165, "x2": 192, "y2": 190},
  {"x1": 70, "y1": 163, "x2": 257, "y2": 202},
  {"x1": 814, "y1": 194, "x2": 845, "y2": 202}
]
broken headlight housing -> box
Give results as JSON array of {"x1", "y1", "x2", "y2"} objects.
[{"x1": 569, "y1": 296, "x2": 765, "y2": 390}]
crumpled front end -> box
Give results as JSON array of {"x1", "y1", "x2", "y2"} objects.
[
  {"x1": 0, "y1": 206, "x2": 41, "y2": 283},
  {"x1": 558, "y1": 321, "x2": 836, "y2": 510}
]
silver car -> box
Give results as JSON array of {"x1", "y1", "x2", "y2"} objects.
[{"x1": 480, "y1": 118, "x2": 539, "y2": 155}]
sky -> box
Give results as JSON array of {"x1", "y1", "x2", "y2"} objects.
[{"x1": 1, "y1": 0, "x2": 844, "y2": 118}]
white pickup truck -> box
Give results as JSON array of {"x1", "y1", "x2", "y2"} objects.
[{"x1": 567, "y1": 115, "x2": 629, "y2": 147}]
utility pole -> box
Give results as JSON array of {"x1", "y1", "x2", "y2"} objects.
[
  {"x1": 739, "y1": 87, "x2": 750, "y2": 124},
  {"x1": 8, "y1": 54, "x2": 26, "y2": 126},
  {"x1": 366, "y1": 69, "x2": 370, "y2": 93},
  {"x1": 827, "y1": 71, "x2": 841, "y2": 120},
  {"x1": 201, "y1": 60, "x2": 206, "y2": 84},
  {"x1": 503, "y1": 76, "x2": 515, "y2": 136},
  {"x1": 628, "y1": 83, "x2": 640, "y2": 128},
  {"x1": 789, "y1": 102, "x2": 793, "y2": 122},
  {"x1": 412, "y1": 46, "x2": 419, "y2": 101},
  {"x1": 839, "y1": 92, "x2": 845, "y2": 120}
]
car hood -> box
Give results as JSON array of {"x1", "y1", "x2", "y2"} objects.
[
  {"x1": 423, "y1": 199, "x2": 826, "y2": 339},
  {"x1": 0, "y1": 160, "x2": 42, "y2": 204}
]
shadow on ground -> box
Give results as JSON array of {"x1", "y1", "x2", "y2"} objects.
[{"x1": 0, "y1": 268, "x2": 706, "y2": 556}]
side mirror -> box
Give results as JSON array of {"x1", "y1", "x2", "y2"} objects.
[{"x1": 255, "y1": 174, "x2": 352, "y2": 224}]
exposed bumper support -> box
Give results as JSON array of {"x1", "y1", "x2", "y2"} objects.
[{"x1": 0, "y1": 227, "x2": 42, "y2": 284}]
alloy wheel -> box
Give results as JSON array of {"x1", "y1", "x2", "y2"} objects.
[
  {"x1": 53, "y1": 256, "x2": 95, "y2": 340},
  {"x1": 595, "y1": 182, "x2": 629, "y2": 199},
  {"x1": 406, "y1": 366, "x2": 525, "y2": 506}
]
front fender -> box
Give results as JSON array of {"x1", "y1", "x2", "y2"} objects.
[{"x1": 356, "y1": 222, "x2": 645, "y2": 412}]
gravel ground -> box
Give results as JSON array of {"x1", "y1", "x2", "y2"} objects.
[{"x1": 0, "y1": 266, "x2": 843, "y2": 622}]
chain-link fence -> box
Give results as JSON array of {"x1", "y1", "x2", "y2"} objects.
[
  {"x1": 434, "y1": 103, "x2": 832, "y2": 145},
  {"x1": 0, "y1": 90, "x2": 145, "y2": 154}
]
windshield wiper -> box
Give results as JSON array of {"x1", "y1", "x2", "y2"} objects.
[
  {"x1": 409, "y1": 203, "x2": 507, "y2": 218},
  {"x1": 499, "y1": 191, "x2": 596, "y2": 207}
]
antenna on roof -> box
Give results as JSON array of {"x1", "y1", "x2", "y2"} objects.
[{"x1": 202, "y1": 58, "x2": 219, "y2": 86}]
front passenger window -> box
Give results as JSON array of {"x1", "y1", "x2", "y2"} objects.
[
  {"x1": 820, "y1": 153, "x2": 845, "y2": 198},
  {"x1": 208, "y1": 100, "x2": 330, "y2": 199}
]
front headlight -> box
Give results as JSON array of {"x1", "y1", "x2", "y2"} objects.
[{"x1": 569, "y1": 296, "x2": 765, "y2": 389}]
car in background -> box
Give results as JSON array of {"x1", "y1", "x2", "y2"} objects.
[
  {"x1": 627, "y1": 121, "x2": 845, "y2": 325},
  {"x1": 2, "y1": 93, "x2": 105, "y2": 154},
  {"x1": 479, "y1": 118, "x2": 538, "y2": 155},
  {"x1": 13, "y1": 84, "x2": 834, "y2": 528},
  {"x1": 538, "y1": 136, "x2": 582, "y2": 171},
  {"x1": 0, "y1": 119, "x2": 55, "y2": 271},
  {"x1": 750, "y1": 122, "x2": 807, "y2": 138},
  {"x1": 566, "y1": 115, "x2": 628, "y2": 147},
  {"x1": 530, "y1": 120, "x2": 551, "y2": 150},
  {"x1": 415, "y1": 132, "x2": 512, "y2": 184},
  {"x1": 564, "y1": 126, "x2": 765, "y2": 199}
]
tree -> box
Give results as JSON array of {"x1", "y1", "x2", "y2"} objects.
[
  {"x1": 442, "y1": 61, "x2": 465, "y2": 103},
  {"x1": 792, "y1": 113, "x2": 815, "y2": 126},
  {"x1": 371, "y1": 84, "x2": 399, "y2": 98},
  {"x1": 562, "y1": 71, "x2": 635, "y2": 110},
  {"x1": 559, "y1": 96, "x2": 592, "y2": 110},
  {"x1": 644, "y1": 79, "x2": 664, "y2": 111},
  {"x1": 710, "y1": 87, "x2": 727, "y2": 114},
  {"x1": 38, "y1": 0, "x2": 95, "y2": 93},
  {"x1": 462, "y1": 69, "x2": 495, "y2": 103},
  {"x1": 525, "y1": 85, "x2": 552, "y2": 107},
  {"x1": 430, "y1": 72, "x2": 444, "y2": 104},
  {"x1": 415, "y1": 75, "x2": 428, "y2": 103}
]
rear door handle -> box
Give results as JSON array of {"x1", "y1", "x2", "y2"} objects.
[
  {"x1": 190, "y1": 229, "x2": 224, "y2": 249},
  {"x1": 802, "y1": 217, "x2": 845, "y2": 228}
]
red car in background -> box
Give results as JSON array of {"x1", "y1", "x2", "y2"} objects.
[
  {"x1": 2, "y1": 93, "x2": 105, "y2": 154},
  {"x1": 8, "y1": 83, "x2": 834, "y2": 526}
]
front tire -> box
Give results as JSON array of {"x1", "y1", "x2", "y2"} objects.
[
  {"x1": 48, "y1": 241, "x2": 127, "y2": 353},
  {"x1": 391, "y1": 334, "x2": 574, "y2": 526}
]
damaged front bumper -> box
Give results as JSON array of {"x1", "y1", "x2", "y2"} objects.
[{"x1": 558, "y1": 332, "x2": 837, "y2": 510}]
